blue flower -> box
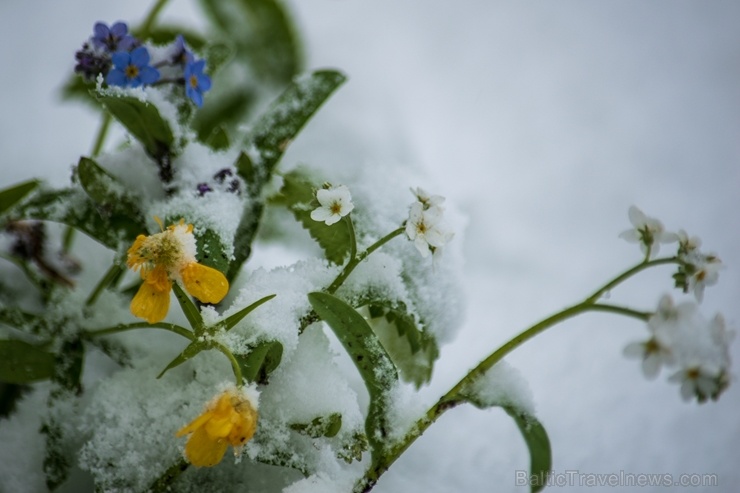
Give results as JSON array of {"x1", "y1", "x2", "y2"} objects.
[
  {"x1": 171, "y1": 35, "x2": 195, "y2": 65},
  {"x1": 106, "y1": 46, "x2": 160, "y2": 88},
  {"x1": 92, "y1": 21, "x2": 136, "y2": 52},
  {"x1": 184, "y1": 60, "x2": 212, "y2": 107}
]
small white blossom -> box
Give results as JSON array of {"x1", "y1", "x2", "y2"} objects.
[
  {"x1": 405, "y1": 202, "x2": 453, "y2": 258},
  {"x1": 623, "y1": 338, "x2": 674, "y2": 379},
  {"x1": 410, "y1": 187, "x2": 445, "y2": 209},
  {"x1": 668, "y1": 364, "x2": 726, "y2": 403},
  {"x1": 618, "y1": 205, "x2": 678, "y2": 258},
  {"x1": 676, "y1": 229, "x2": 702, "y2": 256},
  {"x1": 684, "y1": 253, "x2": 722, "y2": 303},
  {"x1": 310, "y1": 185, "x2": 354, "y2": 226}
]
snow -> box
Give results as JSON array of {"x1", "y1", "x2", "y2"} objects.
[{"x1": 1, "y1": 1, "x2": 739, "y2": 493}]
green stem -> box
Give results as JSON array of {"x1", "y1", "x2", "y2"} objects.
[
  {"x1": 585, "y1": 256, "x2": 678, "y2": 303},
  {"x1": 210, "y1": 341, "x2": 244, "y2": 386},
  {"x1": 90, "y1": 113, "x2": 112, "y2": 158},
  {"x1": 346, "y1": 215, "x2": 358, "y2": 264},
  {"x1": 86, "y1": 322, "x2": 194, "y2": 341},
  {"x1": 85, "y1": 263, "x2": 124, "y2": 306},
  {"x1": 326, "y1": 227, "x2": 404, "y2": 294},
  {"x1": 138, "y1": 0, "x2": 171, "y2": 39},
  {"x1": 357, "y1": 257, "x2": 673, "y2": 491}
]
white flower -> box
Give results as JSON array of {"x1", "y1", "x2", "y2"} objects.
[
  {"x1": 618, "y1": 205, "x2": 678, "y2": 258},
  {"x1": 684, "y1": 253, "x2": 722, "y2": 303},
  {"x1": 410, "y1": 187, "x2": 445, "y2": 209},
  {"x1": 623, "y1": 338, "x2": 674, "y2": 379},
  {"x1": 676, "y1": 229, "x2": 702, "y2": 256},
  {"x1": 310, "y1": 185, "x2": 354, "y2": 226},
  {"x1": 405, "y1": 202, "x2": 453, "y2": 258},
  {"x1": 668, "y1": 364, "x2": 726, "y2": 403}
]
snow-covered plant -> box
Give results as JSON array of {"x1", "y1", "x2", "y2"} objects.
[{"x1": 0, "y1": 2, "x2": 733, "y2": 493}]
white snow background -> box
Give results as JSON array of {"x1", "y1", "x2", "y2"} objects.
[{"x1": 1, "y1": 1, "x2": 739, "y2": 492}]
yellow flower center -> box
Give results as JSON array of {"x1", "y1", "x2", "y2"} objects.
[{"x1": 125, "y1": 64, "x2": 140, "y2": 79}]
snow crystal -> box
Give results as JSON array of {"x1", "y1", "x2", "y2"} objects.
[
  {"x1": 222, "y1": 258, "x2": 339, "y2": 356},
  {"x1": 465, "y1": 360, "x2": 536, "y2": 417},
  {"x1": 282, "y1": 470, "x2": 358, "y2": 493},
  {"x1": 384, "y1": 382, "x2": 432, "y2": 443}
]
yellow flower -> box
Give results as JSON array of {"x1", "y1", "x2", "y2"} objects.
[
  {"x1": 127, "y1": 219, "x2": 229, "y2": 323},
  {"x1": 176, "y1": 386, "x2": 259, "y2": 467}
]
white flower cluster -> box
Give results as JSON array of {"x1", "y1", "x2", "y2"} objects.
[
  {"x1": 405, "y1": 187, "x2": 454, "y2": 258},
  {"x1": 619, "y1": 206, "x2": 723, "y2": 302},
  {"x1": 624, "y1": 295, "x2": 733, "y2": 403}
]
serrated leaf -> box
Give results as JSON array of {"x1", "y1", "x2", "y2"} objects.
[
  {"x1": 41, "y1": 418, "x2": 69, "y2": 491},
  {"x1": 0, "y1": 340, "x2": 55, "y2": 384},
  {"x1": 279, "y1": 170, "x2": 351, "y2": 265},
  {"x1": 11, "y1": 184, "x2": 143, "y2": 249},
  {"x1": 198, "y1": 0, "x2": 302, "y2": 84},
  {"x1": 95, "y1": 94, "x2": 174, "y2": 160},
  {"x1": 363, "y1": 302, "x2": 439, "y2": 388},
  {"x1": 158, "y1": 341, "x2": 202, "y2": 378},
  {"x1": 52, "y1": 338, "x2": 84, "y2": 395},
  {"x1": 0, "y1": 179, "x2": 40, "y2": 216},
  {"x1": 236, "y1": 340, "x2": 283, "y2": 384},
  {"x1": 307, "y1": 292, "x2": 397, "y2": 461},
  {"x1": 246, "y1": 70, "x2": 346, "y2": 173},
  {"x1": 76, "y1": 157, "x2": 145, "y2": 224},
  {"x1": 290, "y1": 413, "x2": 342, "y2": 438},
  {"x1": 221, "y1": 294, "x2": 276, "y2": 332},
  {"x1": 505, "y1": 408, "x2": 552, "y2": 493}
]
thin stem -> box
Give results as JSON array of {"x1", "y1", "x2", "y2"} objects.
[
  {"x1": 589, "y1": 303, "x2": 651, "y2": 321},
  {"x1": 585, "y1": 256, "x2": 678, "y2": 303},
  {"x1": 86, "y1": 322, "x2": 195, "y2": 341},
  {"x1": 90, "y1": 113, "x2": 112, "y2": 157},
  {"x1": 326, "y1": 227, "x2": 404, "y2": 294},
  {"x1": 172, "y1": 283, "x2": 203, "y2": 333},
  {"x1": 211, "y1": 341, "x2": 243, "y2": 386},
  {"x1": 346, "y1": 215, "x2": 358, "y2": 264},
  {"x1": 85, "y1": 263, "x2": 124, "y2": 306},
  {"x1": 138, "y1": 0, "x2": 171, "y2": 39}
]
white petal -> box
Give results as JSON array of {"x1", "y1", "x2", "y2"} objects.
[
  {"x1": 618, "y1": 230, "x2": 640, "y2": 243},
  {"x1": 642, "y1": 354, "x2": 661, "y2": 380},
  {"x1": 315, "y1": 188, "x2": 335, "y2": 206},
  {"x1": 679, "y1": 380, "x2": 695, "y2": 401},
  {"x1": 623, "y1": 341, "x2": 645, "y2": 359},
  {"x1": 627, "y1": 205, "x2": 646, "y2": 227},
  {"x1": 311, "y1": 207, "x2": 331, "y2": 222},
  {"x1": 324, "y1": 213, "x2": 342, "y2": 226},
  {"x1": 414, "y1": 237, "x2": 430, "y2": 257}
]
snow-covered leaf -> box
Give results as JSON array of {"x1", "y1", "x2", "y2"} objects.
[
  {"x1": 76, "y1": 157, "x2": 145, "y2": 225},
  {"x1": 307, "y1": 291, "x2": 398, "y2": 461},
  {"x1": 246, "y1": 69, "x2": 346, "y2": 173},
  {"x1": 278, "y1": 170, "x2": 352, "y2": 265},
  {"x1": 221, "y1": 293, "x2": 276, "y2": 331},
  {"x1": 157, "y1": 341, "x2": 202, "y2": 379},
  {"x1": 364, "y1": 301, "x2": 439, "y2": 388},
  {"x1": 95, "y1": 94, "x2": 174, "y2": 161},
  {"x1": 236, "y1": 340, "x2": 283, "y2": 384},
  {"x1": 290, "y1": 412, "x2": 342, "y2": 438}
]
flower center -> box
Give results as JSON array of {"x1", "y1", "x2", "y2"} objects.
[
  {"x1": 125, "y1": 64, "x2": 140, "y2": 79},
  {"x1": 329, "y1": 201, "x2": 342, "y2": 215},
  {"x1": 189, "y1": 74, "x2": 199, "y2": 89}
]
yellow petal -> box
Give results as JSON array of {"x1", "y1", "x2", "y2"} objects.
[
  {"x1": 180, "y1": 263, "x2": 229, "y2": 304},
  {"x1": 176, "y1": 410, "x2": 213, "y2": 438},
  {"x1": 184, "y1": 427, "x2": 229, "y2": 467},
  {"x1": 130, "y1": 281, "x2": 171, "y2": 323}
]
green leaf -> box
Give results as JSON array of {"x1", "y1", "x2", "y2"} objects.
[
  {"x1": 0, "y1": 340, "x2": 55, "y2": 384},
  {"x1": 41, "y1": 418, "x2": 69, "y2": 491},
  {"x1": 290, "y1": 413, "x2": 342, "y2": 438},
  {"x1": 0, "y1": 179, "x2": 40, "y2": 216},
  {"x1": 60, "y1": 76, "x2": 98, "y2": 107},
  {"x1": 95, "y1": 94, "x2": 174, "y2": 160},
  {"x1": 203, "y1": 125, "x2": 231, "y2": 151},
  {"x1": 203, "y1": 42, "x2": 234, "y2": 75},
  {"x1": 10, "y1": 187, "x2": 139, "y2": 249},
  {"x1": 132, "y1": 25, "x2": 207, "y2": 49},
  {"x1": 307, "y1": 292, "x2": 397, "y2": 461},
  {"x1": 198, "y1": 0, "x2": 302, "y2": 84},
  {"x1": 505, "y1": 408, "x2": 552, "y2": 493},
  {"x1": 236, "y1": 340, "x2": 283, "y2": 384},
  {"x1": 76, "y1": 157, "x2": 145, "y2": 225},
  {"x1": 172, "y1": 283, "x2": 203, "y2": 332},
  {"x1": 246, "y1": 70, "x2": 347, "y2": 174},
  {"x1": 194, "y1": 228, "x2": 231, "y2": 275},
  {"x1": 363, "y1": 301, "x2": 439, "y2": 388},
  {"x1": 279, "y1": 170, "x2": 351, "y2": 265},
  {"x1": 157, "y1": 341, "x2": 203, "y2": 379},
  {"x1": 52, "y1": 338, "x2": 84, "y2": 394},
  {"x1": 221, "y1": 294, "x2": 276, "y2": 332}
]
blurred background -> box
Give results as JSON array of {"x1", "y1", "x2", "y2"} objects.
[{"x1": 1, "y1": 1, "x2": 739, "y2": 492}]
